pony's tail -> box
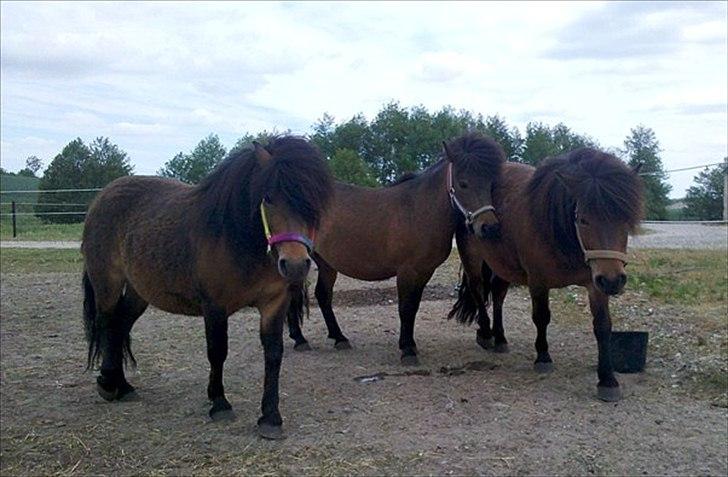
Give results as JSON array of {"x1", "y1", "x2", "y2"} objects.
[
  {"x1": 82, "y1": 271, "x2": 137, "y2": 369},
  {"x1": 82, "y1": 270, "x2": 101, "y2": 370},
  {"x1": 447, "y1": 267, "x2": 486, "y2": 325},
  {"x1": 289, "y1": 281, "x2": 310, "y2": 326}
]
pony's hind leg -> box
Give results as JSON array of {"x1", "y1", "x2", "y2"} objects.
[
  {"x1": 529, "y1": 286, "x2": 553, "y2": 373},
  {"x1": 286, "y1": 284, "x2": 311, "y2": 351},
  {"x1": 86, "y1": 271, "x2": 145, "y2": 401},
  {"x1": 491, "y1": 275, "x2": 510, "y2": 353},
  {"x1": 315, "y1": 257, "x2": 350, "y2": 349},
  {"x1": 202, "y1": 303, "x2": 235, "y2": 421},
  {"x1": 475, "y1": 262, "x2": 494, "y2": 349}
]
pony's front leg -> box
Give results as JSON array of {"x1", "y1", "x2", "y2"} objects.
[
  {"x1": 588, "y1": 287, "x2": 622, "y2": 402},
  {"x1": 256, "y1": 291, "x2": 289, "y2": 440},
  {"x1": 203, "y1": 305, "x2": 235, "y2": 421},
  {"x1": 529, "y1": 286, "x2": 553, "y2": 373}
]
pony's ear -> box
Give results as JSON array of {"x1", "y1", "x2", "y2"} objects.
[
  {"x1": 554, "y1": 171, "x2": 578, "y2": 191},
  {"x1": 442, "y1": 141, "x2": 454, "y2": 163},
  {"x1": 253, "y1": 141, "x2": 272, "y2": 165},
  {"x1": 632, "y1": 163, "x2": 643, "y2": 174}
]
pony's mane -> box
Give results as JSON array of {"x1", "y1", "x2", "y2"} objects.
[
  {"x1": 527, "y1": 148, "x2": 643, "y2": 261},
  {"x1": 446, "y1": 132, "x2": 505, "y2": 179},
  {"x1": 390, "y1": 171, "x2": 419, "y2": 186},
  {"x1": 195, "y1": 136, "x2": 333, "y2": 259}
]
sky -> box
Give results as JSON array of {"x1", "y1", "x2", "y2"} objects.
[{"x1": 1, "y1": 1, "x2": 726, "y2": 197}]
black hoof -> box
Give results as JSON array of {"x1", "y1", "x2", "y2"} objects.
[
  {"x1": 210, "y1": 408, "x2": 237, "y2": 422},
  {"x1": 117, "y1": 389, "x2": 140, "y2": 402},
  {"x1": 476, "y1": 334, "x2": 494, "y2": 350},
  {"x1": 96, "y1": 382, "x2": 118, "y2": 402},
  {"x1": 258, "y1": 423, "x2": 285, "y2": 440},
  {"x1": 493, "y1": 343, "x2": 509, "y2": 354},
  {"x1": 293, "y1": 341, "x2": 312, "y2": 352},
  {"x1": 334, "y1": 340, "x2": 352, "y2": 350},
  {"x1": 209, "y1": 397, "x2": 234, "y2": 421},
  {"x1": 401, "y1": 354, "x2": 419, "y2": 366},
  {"x1": 597, "y1": 385, "x2": 622, "y2": 402},
  {"x1": 534, "y1": 361, "x2": 554, "y2": 374}
]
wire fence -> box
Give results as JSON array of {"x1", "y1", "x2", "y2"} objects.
[{"x1": 0, "y1": 160, "x2": 725, "y2": 238}]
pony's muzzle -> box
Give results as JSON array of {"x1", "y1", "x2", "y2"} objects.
[
  {"x1": 277, "y1": 256, "x2": 312, "y2": 283},
  {"x1": 594, "y1": 273, "x2": 627, "y2": 296}
]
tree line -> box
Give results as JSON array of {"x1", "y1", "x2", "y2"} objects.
[{"x1": 4, "y1": 102, "x2": 724, "y2": 223}]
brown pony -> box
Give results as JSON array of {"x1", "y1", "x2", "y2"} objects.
[
  {"x1": 287, "y1": 133, "x2": 505, "y2": 364},
  {"x1": 81, "y1": 136, "x2": 333, "y2": 439},
  {"x1": 450, "y1": 148, "x2": 643, "y2": 401}
]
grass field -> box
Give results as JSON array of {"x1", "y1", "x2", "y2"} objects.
[{"x1": 0, "y1": 216, "x2": 84, "y2": 241}]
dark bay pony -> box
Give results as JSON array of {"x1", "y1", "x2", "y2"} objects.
[
  {"x1": 288, "y1": 133, "x2": 505, "y2": 364},
  {"x1": 81, "y1": 136, "x2": 333, "y2": 439},
  {"x1": 450, "y1": 148, "x2": 643, "y2": 401}
]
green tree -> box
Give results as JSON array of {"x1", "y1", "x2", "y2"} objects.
[
  {"x1": 683, "y1": 160, "x2": 727, "y2": 220},
  {"x1": 521, "y1": 122, "x2": 557, "y2": 165},
  {"x1": 17, "y1": 155, "x2": 42, "y2": 177},
  {"x1": 623, "y1": 125, "x2": 671, "y2": 220},
  {"x1": 159, "y1": 134, "x2": 227, "y2": 184},
  {"x1": 328, "y1": 148, "x2": 377, "y2": 186},
  {"x1": 484, "y1": 115, "x2": 523, "y2": 162},
  {"x1": 36, "y1": 138, "x2": 133, "y2": 223}
]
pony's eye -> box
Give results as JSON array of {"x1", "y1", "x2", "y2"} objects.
[
  {"x1": 458, "y1": 181, "x2": 469, "y2": 189},
  {"x1": 579, "y1": 217, "x2": 590, "y2": 226}
]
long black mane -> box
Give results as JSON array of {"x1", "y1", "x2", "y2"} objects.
[
  {"x1": 527, "y1": 147, "x2": 643, "y2": 262},
  {"x1": 195, "y1": 136, "x2": 333, "y2": 259},
  {"x1": 446, "y1": 132, "x2": 505, "y2": 179}
]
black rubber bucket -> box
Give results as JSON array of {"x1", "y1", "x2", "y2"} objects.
[{"x1": 610, "y1": 331, "x2": 649, "y2": 373}]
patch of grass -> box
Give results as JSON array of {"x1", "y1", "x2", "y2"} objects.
[
  {"x1": 0, "y1": 248, "x2": 83, "y2": 274},
  {"x1": 0, "y1": 216, "x2": 83, "y2": 241},
  {"x1": 628, "y1": 249, "x2": 728, "y2": 305}
]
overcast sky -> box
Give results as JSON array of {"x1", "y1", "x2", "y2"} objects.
[{"x1": 1, "y1": 1, "x2": 726, "y2": 197}]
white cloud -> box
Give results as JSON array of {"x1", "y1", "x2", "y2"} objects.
[{"x1": 0, "y1": 1, "x2": 725, "y2": 197}]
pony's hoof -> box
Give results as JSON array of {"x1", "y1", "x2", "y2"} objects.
[
  {"x1": 210, "y1": 409, "x2": 237, "y2": 422},
  {"x1": 258, "y1": 423, "x2": 285, "y2": 440},
  {"x1": 401, "y1": 354, "x2": 419, "y2": 366},
  {"x1": 597, "y1": 385, "x2": 622, "y2": 402},
  {"x1": 476, "y1": 335, "x2": 494, "y2": 350},
  {"x1": 293, "y1": 342, "x2": 312, "y2": 352},
  {"x1": 493, "y1": 343, "x2": 509, "y2": 354},
  {"x1": 96, "y1": 382, "x2": 118, "y2": 402},
  {"x1": 534, "y1": 361, "x2": 554, "y2": 374},
  {"x1": 334, "y1": 340, "x2": 352, "y2": 350},
  {"x1": 116, "y1": 389, "x2": 139, "y2": 402}
]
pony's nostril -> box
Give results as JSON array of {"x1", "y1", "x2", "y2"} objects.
[
  {"x1": 618, "y1": 273, "x2": 627, "y2": 288},
  {"x1": 480, "y1": 223, "x2": 501, "y2": 239},
  {"x1": 278, "y1": 258, "x2": 288, "y2": 275},
  {"x1": 595, "y1": 275, "x2": 607, "y2": 290},
  {"x1": 305, "y1": 258, "x2": 312, "y2": 269}
]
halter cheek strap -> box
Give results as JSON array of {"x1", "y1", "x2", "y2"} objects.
[
  {"x1": 574, "y1": 207, "x2": 629, "y2": 265},
  {"x1": 447, "y1": 162, "x2": 496, "y2": 225},
  {"x1": 260, "y1": 202, "x2": 315, "y2": 253}
]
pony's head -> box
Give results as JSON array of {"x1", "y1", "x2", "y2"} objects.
[
  {"x1": 443, "y1": 133, "x2": 505, "y2": 240},
  {"x1": 197, "y1": 135, "x2": 333, "y2": 283},
  {"x1": 250, "y1": 137, "x2": 333, "y2": 283},
  {"x1": 530, "y1": 148, "x2": 644, "y2": 295}
]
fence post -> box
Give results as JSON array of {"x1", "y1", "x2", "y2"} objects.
[
  {"x1": 11, "y1": 200, "x2": 17, "y2": 238},
  {"x1": 723, "y1": 157, "x2": 727, "y2": 222}
]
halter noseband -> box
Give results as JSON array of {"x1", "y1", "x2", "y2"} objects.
[
  {"x1": 447, "y1": 162, "x2": 496, "y2": 226},
  {"x1": 260, "y1": 202, "x2": 315, "y2": 254},
  {"x1": 574, "y1": 206, "x2": 629, "y2": 265}
]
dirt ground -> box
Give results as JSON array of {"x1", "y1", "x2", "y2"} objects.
[{"x1": 1, "y1": 260, "x2": 726, "y2": 476}]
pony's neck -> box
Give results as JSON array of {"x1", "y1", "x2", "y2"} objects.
[{"x1": 420, "y1": 160, "x2": 457, "y2": 219}]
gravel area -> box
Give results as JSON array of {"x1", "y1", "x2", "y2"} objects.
[{"x1": 631, "y1": 223, "x2": 727, "y2": 250}]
